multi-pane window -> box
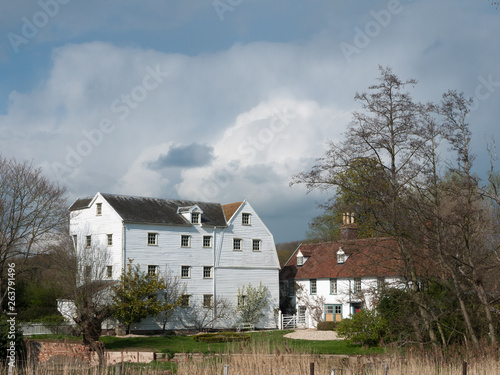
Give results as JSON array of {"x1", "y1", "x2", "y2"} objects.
[
  {"x1": 242, "y1": 213, "x2": 250, "y2": 225},
  {"x1": 378, "y1": 277, "x2": 385, "y2": 292},
  {"x1": 106, "y1": 266, "x2": 113, "y2": 278},
  {"x1": 354, "y1": 278, "x2": 362, "y2": 294},
  {"x1": 310, "y1": 279, "x2": 317, "y2": 294},
  {"x1": 233, "y1": 238, "x2": 242, "y2": 251},
  {"x1": 298, "y1": 306, "x2": 306, "y2": 324},
  {"x1": 238, "y1": 295, "x2": 247, "y2": 307},
  {"x1": 181, "y1": 266, "x2": 191, "y2": 278},
  {"x1": 148, "y1": 233, "x2": 158, "y2": 245},
  {"x1": 148, "y1": 265, "x2": 158, "y2": 276},
  {"x1": 84, "y1": 265, "x2": 92, "y2": 280},
  {"x1": 203, "y1": 266, "x2": 213, "y2": 279},
  {"x1": 330, "y1": 278, "x2": 337, "y2": 294},
  {"x1": 107, "y1": 234, "x2": 113, "y2": 246},
  {"x1": 181, "y1": 235, "x2": 190, "y2": 247},
  {"x1": 86, "y1": 235, "x2": 92, "y2": 248},
  {"x1": 191, "y1": 212, "x2": 200, "y2": 224},
  {"x1": 252, "y1": 239, "x2": 261, "y2": 251},
  {"x1": 335, "y1": 305, "x2": 342, "y2": 315},
  {"x1": 203, "y1": 294, "x2": 213, "y2": 308},
  {"x1": 96, "y1": 203, "x2": 102, "y2": 216},
  {"x1": 203, "y1": 236, "x2": 212, "y2": 248},
  {"x1": 180, "y1": 294, "x2": 191, "y2": 307},
  {"x1": 297, "y1": 256, "x2": 304, "y2": 266}
]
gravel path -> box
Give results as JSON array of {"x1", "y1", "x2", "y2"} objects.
[{"x1": 283, "y1": 329, "x2": 342, "y2": 341}]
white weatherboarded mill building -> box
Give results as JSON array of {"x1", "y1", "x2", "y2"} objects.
[{"x1": 61, "y1": 192, "x2": 280, "y2": 331}]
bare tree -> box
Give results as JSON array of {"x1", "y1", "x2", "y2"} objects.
[
  {"x1": 291, "y1": 66, "x2": 440, "y2": 346},
  {"x1": 295, "y1": 283, "x2": 326, "y2": 326},
  {"x1": 177, "y1": 296, "x2": 233, "y2": 332},
  {"x1": 0, "y1": 156, "x2": 66, "y2": 307},
  {"x1": 58, "y1": 233, "x2": 114, "y2": 367},
  {"x1": 155, "y1": 269, "x2": 185, "y2": 333}
]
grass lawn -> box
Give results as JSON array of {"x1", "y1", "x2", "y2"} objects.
[{"x1": 99, "y1": 330, "x2": 383, "y2": 356}]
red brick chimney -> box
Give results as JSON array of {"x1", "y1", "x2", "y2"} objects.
[{"x1": 340, "y1": 213, "x2": 357, "y2": 241}]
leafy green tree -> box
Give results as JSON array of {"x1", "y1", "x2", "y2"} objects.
[
  {"x1": 112, "y1": 260, "x2": 166, "y2": 334},
  {"x1": 236, "y1": 282, "x2": 270, "y2": 327},
  {"x1": 336, "y1": 309, "x2": 387, "y2": 347}
]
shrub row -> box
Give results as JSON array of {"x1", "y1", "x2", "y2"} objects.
[
  {"x1": 193, "y1": 332, "x2": 251, "y2": 343},
  {"x1": 316, "y1": 321, "x2": 337, "y2": 331}
]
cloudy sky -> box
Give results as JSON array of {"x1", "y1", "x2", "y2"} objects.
[{"x1": 1, "y1": 0, "x2": 499, "y2": 243}]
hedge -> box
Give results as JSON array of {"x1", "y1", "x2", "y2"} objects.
[{"x1": 192, "y1": 332, "x2": 251, "y2": 343}]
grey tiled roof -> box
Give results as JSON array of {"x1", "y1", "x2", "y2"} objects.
[{"x1": 69, "y1": 193, "x2": 228, "y2": 227}]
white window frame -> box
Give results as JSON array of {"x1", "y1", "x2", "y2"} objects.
[
  {"x1": 203, "y1": 235, "x2": 212, "y2": 248},
  {"x1": 233, "y1": 238, "x2": 242, "y2": 251},
  {"x1": 107, "y1": 234, "x2": 113, "y2": 246},
  {"x1": 330, "y1": 278, "x2": 337, "y2": 294},
  {"x1": 181, "y1": 265, "x2": 191, "y2": 279},
  {"x1": 106, "y1": 265, "x2": 113, "y2": 279},
  {"x1": 148, "y1": 233, "x2": 158, "y2": 246},
  {"x1": 191, "y1": 212, "x2": 200, "y2": 224},
  {"x1": 96, "y1": 203, "x2": 102, "y2": 216},
  {"x1": 238, "y1": 295, "x2": 247, "y2": 307},
  {"x1": 86, "y1": 235, "x2": 92, "y2": 248},
  {"x1": 354, "y1": 278, "x2": 362, "y2": 294},
  {"x1": 242, "y1": 213, "x2": 251, "y2": 225},
  {"x1": 180, "y1": 294, "x2": 191, "y2": 307},
  {"x1": 203, "y1": 266, "x2": 213, "y2": 279},
  {"x1": 252, "y1": 239, "x2": 261, "y2": 251},
  {"x1": 181, "y1": 235, "x2": 190, "y2": 248},
  {"x1": 203, "y1": 294, "x2": 213, "y2": 308},
  {"x1": 310, "y1": 279, "x2": 317, "y2": 295},
  {"x1": 297, "y1": 255, "x2": 303, "y2": 266},
  {"x1": 148, "y1": 265, "x2": 158, "y2": 276}
]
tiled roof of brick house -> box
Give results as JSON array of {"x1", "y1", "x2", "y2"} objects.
[{"x1": 280, "y1": 237, "x2": 426, "y2": 281}]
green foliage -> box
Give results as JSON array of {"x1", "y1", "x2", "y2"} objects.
[
  {"x1": 236, "y1": 282, "x2": 270, "y2": 326},
  {"x1": 377, "y1": 288, "x2": 419, "y2": 343},
  {"x1": 193, "y1": 332, "x2": 250, "y2": 343},
  {"x1": 112, "y1": 260, "x2": 167, "y2": 332},
  {"x1": 316, "y1": 321, "x2": 337, "y2": 331},
  {"x1": 337, "y1": 309, "x2": 387, "y2": 347}
]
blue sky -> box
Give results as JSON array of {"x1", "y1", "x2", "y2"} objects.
[{"x1": 1, "y1": 0, "x2": 499, "y2": 243}]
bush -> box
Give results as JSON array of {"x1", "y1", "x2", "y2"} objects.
[
  {"x1": 316, "y1": 321, "x2": 337, "y2": 331},
  {"x1": 336, "y1": 309, "x2": 387, "y2": 347},
  {"x1": 193, "y1": 332, "x2": 251, "y2": 343}
]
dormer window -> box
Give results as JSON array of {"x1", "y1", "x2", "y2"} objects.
[
  {"x1": 297, "y1": 255, "x2": 304, "y2": 266},
  {"x1": 337, "y1": 248, "x2": 346, "y2": 264},
  {"x1": 178, "y1": 205, "x2": 203, "y2": 224},
  {"x1": 191, "y1": 212, "x2": 200, "y2": 224}
]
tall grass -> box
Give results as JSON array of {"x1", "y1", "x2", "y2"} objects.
[
  {"x1": 177, "y1": 340, "x2": 500, "y2": 375},
  {"x1": 4, "y1": 338, "x2": 498, "y2": 374}
]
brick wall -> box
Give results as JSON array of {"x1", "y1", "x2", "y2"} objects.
[{"x1": 26, "y1": 340, "x2": 96, "y2": 365}]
